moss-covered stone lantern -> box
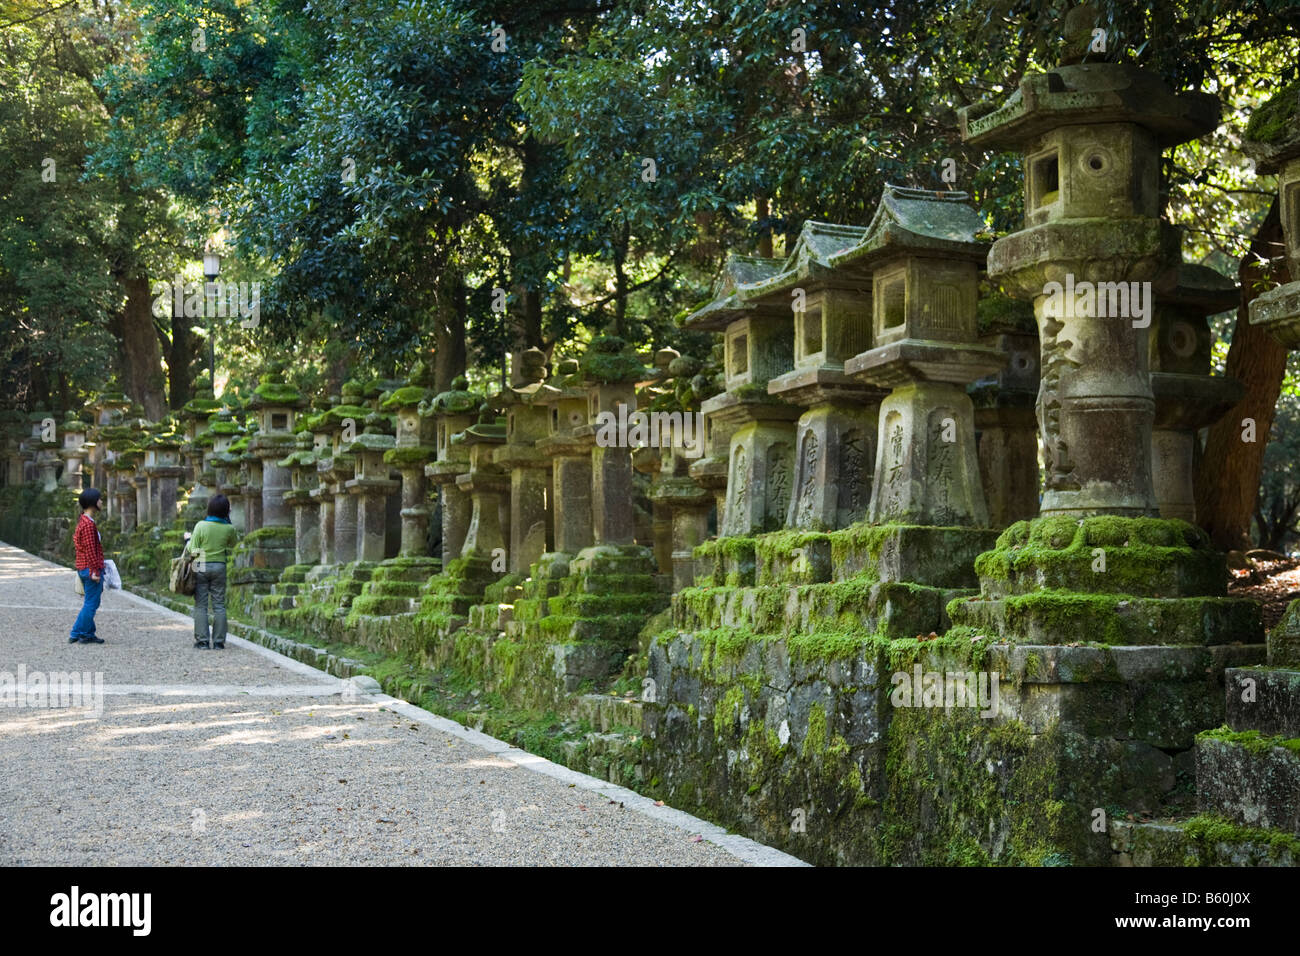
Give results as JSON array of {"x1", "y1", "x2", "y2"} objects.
[
  {"x1": 422, "y1": 377, "x2": 480, "y2": 565},
  {"x1": 840, "y1": 185, "x2": 1004, "y2": 526},
  {"x1": 1245, "y1": 80, "x2": 1300, "y2": 349},
  {"x1": 749, "y1": 220, "x2": 885, "y2": 529},
  {"x1": 684, "y1": 256, "x2": 800, "y2": 535},
  {"x1": 1149, "y1": 263, "x2": 1243, "y2": 521}
]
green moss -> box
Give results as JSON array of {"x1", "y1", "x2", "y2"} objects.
[
  {"x1": 975, "y1": 515, "x2": 1223, "y2": 598},
  {"x1": 976, "y1": 289, "x2": 1036, "y2": 334},
  {"x1": 383, "y1": 444, "x2": 437, "y2": 466},
  {"x1": 714, "y1": 685, "x2": 746, "y2": 737},
  {"x1": 1197, "y1": 725, "x2": 1300, "y2": 756},
  {"x1": 882, "y1": 712, "x2": 1071, "y2": 865},
  {"x1": 1182, "y1": 814, "x2": 1300, "y2": 857},
  {"x1": 1245, "y1": 79, "x2": 1300, "y2": 146},
  {"x1": 252, "y1": 382, "x2": 303, "y2": 404},
  {"x1": 381, "y1": 386, "x2": 431, "y2": 409},
  {"x1": 801, "y1": 704, "x2": 828, "y2": 758}
]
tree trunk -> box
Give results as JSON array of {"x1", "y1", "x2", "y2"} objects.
[
  {"x1": 755, "y1": 194, "x2": 773, "y2": 258},
  {"x1": 115, "y1": 274, "x2": 167, "y2": 421},
  {"x1": 433, "y1": 277, "x2": 467, "y2": 394},
  {"x1": 1194, "y1": 200, "x2": 1290, "y2": 550},
  {"x1": 168, "y1": 309, "x2": 193, "y2": 408}
]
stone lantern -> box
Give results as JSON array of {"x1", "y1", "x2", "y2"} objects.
[
  {"x1": 237, "y1": 426, "x2": 263, "y2": 533},
  {"x1": 947, "y1": 7, "x2": 1264, "y2": 864},
  {"x1": 279, "y1": 430, "x2": 320, "y2": 566},
  {"x1": 575, "y1": 336, "x2": 652, "y2": 549},
  {"x1": 644, "y1": 353, "x2": 715, "y2": 591},
  {"x1": 959, "y1": 35, "x2": 1218, "y2": 517},
  {"x1": 59, "y1": 414, "x2": 89, "y2": 489},
  {"x1": 422, "y1": 377, "x2": 479, "y2": 565},
  {"x1": 684, "y1": 258, "x2": 800, "y2": 535},
  {"x1": 143, "y1": 431, "x2": 185, "y2": 527},
  {"x1": 753, "y1": 221, "x2": 886, "y2": 529},
  {"x1": 248, "y1": 366, "x2": 307, "y2": 529},
  {"x1": 318, "y1": 382, "x2": 368, "y2": 565},
  {"x1": 110, "y1": 452, "x2": 141, "y2": 532},
  {"x1": 534, "y1": 358, "x2": 595, "y2": 561},
  {"x1": 21, "y1": 412, "x2": 48, "y2": 484},
  {"x1": 1246, "y1": 84, "x2": 1300, "y2": 349},
  {"x1": 840, "y1": 185, "x2": 1004, "y2": 527},
  {"x1": 35, "y1": 413, "x2": 59, "y2": 493},
  {"x1": 455, "y1": 403, "x2": 509, "y2": 568},
  {"x1": 1149, "y1": 263, "x2": 1243, "y2": 521},
  {"x1": 967, "y1": 293, "x2": 1042, "y2": 528},
  {"x1": 343, "y1": 414, "x2": 399, "y2": 563},
  {"x1": 178, "y1": 384, "x2": 222, "y2": 520},
  {"x1": 381, "y1": 360, "x2": 440, "y2": 560},
  {"x1": 496, "y1": 348, "x2": 554, "y2": 576},
  {"x1": 215, "y1": 431, "x2": 248, "y2": 531}
]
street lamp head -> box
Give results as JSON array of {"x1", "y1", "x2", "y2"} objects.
[{"x1": 203, "y1": 252, "x2": 221, "y2": 281}]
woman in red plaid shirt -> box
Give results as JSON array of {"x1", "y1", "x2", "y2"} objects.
[{"x1": 71, "y1": 488, "x2": 106, "y2": 644}]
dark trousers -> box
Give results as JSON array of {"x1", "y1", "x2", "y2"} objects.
[{"x1": 194, "y1": 562, "x2": 228, "y2": 645}]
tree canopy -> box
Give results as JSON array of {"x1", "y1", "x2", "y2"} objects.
[{"x1": 2, "y1": 0, "x2": 1299, "y2": 545}]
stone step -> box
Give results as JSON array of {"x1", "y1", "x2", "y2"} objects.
[
  {"x1": 673, "y1": 579, "x2": 968, "y2": 641},
  {"x1": 1225, "y1": 666, "x2": 1300, "y2": 737},
  {"x1": 561, "y1": 730, "x2": 643, "y2": 786},
  {"x1": 694, "y1": 525, "x2": 997, "y2": 590},
  {"x1": 576, "y1": 693, "x2": 644, "y2": 732},
  {"x1": 1195, "y1": 728, "x2": 1300, "y2": 836},
  {"x1": 949, "y1": 591, "x2": 1262, "y2": 646},
  {"x1": 1112, "y1": 817, "x2": 1300, "y2": 866}
]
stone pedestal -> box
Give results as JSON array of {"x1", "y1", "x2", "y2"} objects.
[
  {"x1": 970, "y1": 307, "x2": 1042, "y2": 527},
  {"x1": 345, "y1": 433, "x2": 399, "y2": 563},
  {"x1": 131, "y1": 471, "x2": 149, "y2": 525},
  {"x1": 424, "y1": 379, "x2": 479, "y2": 564},
  {"x1": 59, "y1": 419, "x2": 87, "y2": 489},
  {"x1": 280, "y1": 433, "x2": 320, "y2": 566},
  {"x1": 456, "y1": 413, "x2": 509, "y2": 563},
  {"x1": 497, "y1": 365, "x2": 553, "y2": 574}
]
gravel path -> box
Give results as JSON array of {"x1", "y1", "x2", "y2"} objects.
[{"x1": 0, "y1": 542, "x2": 801, "y2": 866}]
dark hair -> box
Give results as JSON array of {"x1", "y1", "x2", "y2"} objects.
[
  {"x1": 78, "y1": 488, "x2": 102, "y2": 510},
  {"x1": 207, "y1": 494, "x2": 231, "y2": 520}
]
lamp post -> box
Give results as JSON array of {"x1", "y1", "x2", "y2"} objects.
[{"x1": 203, "y1": 252, "x2": 221, "y2": 389}]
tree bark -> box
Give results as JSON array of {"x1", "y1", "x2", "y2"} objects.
[
  {"x1": 114, "y1": 274, "x2": 167, "y2": 421},
  {"x1": 168, "y1": 309, "x2": 194, "y2": 408},
  {"x1": 1194, "y1": 199, "x2": 1290, "y2": 550},
  {"x1": 433, "y1": 275, "x2": 467, "y2": 394}
]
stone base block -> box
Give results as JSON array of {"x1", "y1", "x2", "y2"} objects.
[
  {"x1": 950, "y1": 592, "x2": 1264, "y2": 646},
  {"x1": 1196, "y1": 730, "x2": 1300, "y2": 836},
  {"x1": 1225, "y1": 666, "x2": 1300, "y2": 737},
  {"x1": 973, "y1": 515, "x2": 1226, "y2": 599}
]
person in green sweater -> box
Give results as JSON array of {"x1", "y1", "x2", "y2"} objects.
[{"x1": 184, "y1": 494, "x2": 240, "y2": 649}]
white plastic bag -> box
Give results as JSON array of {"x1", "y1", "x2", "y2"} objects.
[{"x1": 103, "y1": 559, "x2": 122, "y2": 590}]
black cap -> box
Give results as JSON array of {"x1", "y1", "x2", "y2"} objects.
[{"x1": 78, "y1": 488, "x2": 102, "y2": 510}]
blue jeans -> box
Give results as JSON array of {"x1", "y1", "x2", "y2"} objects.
[{"x1": 71, "y1": 569, "x2": 103, "y2": 641}]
